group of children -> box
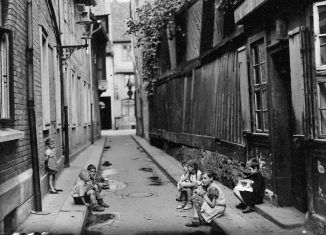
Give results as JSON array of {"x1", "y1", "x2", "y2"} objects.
[
  {"x1": 71, "y1": 164, "x2": 110, "y2": 212},
  {"x1": 45, "y1": 137, "x2": 265, "y2": 223},
  {"x1": 44, "y1": 138, "x2": 109, "y2": 212},
  {"x1": 177, "y1": 158, "x2": 265, "y2": 227}
]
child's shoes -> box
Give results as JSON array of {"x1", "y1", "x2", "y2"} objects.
[
  {"x1": 98, "y1": 199, "x2": 110, "y2": 208},
  {"x1": 242, "y1": 205, "x2": 255, "y2": 213},
  {"x1": 235, "y1": 203, "x2": 246, "y2": 210},
  {"x1": 176, "y1": 203, "x2": 186, "y2": 209},
  {"x1": 91, "y1": 204, "x2": 105, "y2": 212},
  {"x1": 183, "y1": 203, "x2": 193, "y2": 210}
]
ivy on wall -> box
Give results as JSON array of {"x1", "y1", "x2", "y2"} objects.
[
  {"x1": 214, "y1": 0, "x2": 242, "y2": 12},
  {"x1": 126, "y1": 0, "x2": 241, "y2": 96},
  {"x1": 126, "y1": 0, "x2": 186, "y2": 96}
]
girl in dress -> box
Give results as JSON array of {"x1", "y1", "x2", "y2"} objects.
[
  {"x1": 177, "y1": 160, "x2": 202, "y2": 210},
  {"x1": 186, "y1": 170, "x2": 226, "y2": 227}
]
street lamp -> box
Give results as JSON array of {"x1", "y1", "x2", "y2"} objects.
[
  {"x1": 56, "y1": 6, "x2": 102, "y2": 61},
  {"x1": 56, "y1": 7, "x2": 101, "y2": 167},
  {"x1": 127, "y1": 78, "x2": 133, "y2": 99}
]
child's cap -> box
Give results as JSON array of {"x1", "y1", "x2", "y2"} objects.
[
  {"x1": 79, "y1": 169, "x2": 90, "y2": 180},
  {"x1": 247, "y1": 158, "x2": 259, "y2": 169},
  {"x1": 87, "y1": 164, "x2": 96, "y2": 171}
]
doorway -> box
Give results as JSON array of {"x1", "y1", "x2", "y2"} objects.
[
  {"x1": 100, "y1": 96, "x2": 112, "y2": 130},
  {"x1": 269, "y1": 46, "x2": 307, "y2": 210}
]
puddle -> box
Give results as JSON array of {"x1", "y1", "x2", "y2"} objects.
[
  {"x1": 102, "y1": 161, "x2": 112, "y2": 167},
  {"x1": 85, "y1": 213, "x2": 115, "y2": 227},
  {"x1": 106, "y1": 179, "x2": 127, "y2": 191},
  {"x1": 139, "y1": 167, "x2": 153, "y2": 172},
  {"x1": 124, "y1": 192, "x2": 155, "y2": 198},
  {"x1": 103, "y1": 146, "x2": 111, "y2": 151},
  {"x1": 101, "y1": 168, "x2": 118, "y2": 177},
  {"x1": 148, "y1": 176, "x2": 163, "y2": 186}
]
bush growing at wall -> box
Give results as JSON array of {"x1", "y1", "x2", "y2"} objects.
[
  {"x1": 126, "y1": 0, "x2": 186, "y2": 96},
  {"x1": 166, "y1": 144, "x2": 248, "y2": 188}
]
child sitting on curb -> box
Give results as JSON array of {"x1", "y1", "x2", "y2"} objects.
[
  {"x1": 87, "y1": 164, "x2": 110, "y2": 208},
  {"x1": 177, "y1": 160, "x2": 202, "y2": 210},
  {"x1": 186, "y1": 170, "x2": 226, "y2": 227},
  {"x1": 233, "y1": 158, "x2": 265, "y2": 213},
  {"x1": 176, "y1": 161, "x2": 190, "y2": 203},
  {"x1": 71, "y1": 169, "x2": 105, "y2": 212}
]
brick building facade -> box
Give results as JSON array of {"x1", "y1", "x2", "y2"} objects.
[{"x1": 0, "y1": 0, "x2": 106, "y2": 233}]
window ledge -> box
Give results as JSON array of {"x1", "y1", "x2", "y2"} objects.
[{"x1": 0, "y1": 128, "x2": 24, "y2": 143}]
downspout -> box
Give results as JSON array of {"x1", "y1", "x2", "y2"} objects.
[{"x1": 27, "y1": 0, "x2": 42, "y2": 211}]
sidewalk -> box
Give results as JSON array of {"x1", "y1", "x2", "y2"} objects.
[
  {"x1": 131, "y1": 135, "x2": 313, "y2": 235},
  {"x1": 16, "y1": 137, "x2": 106, "y2": 235}
]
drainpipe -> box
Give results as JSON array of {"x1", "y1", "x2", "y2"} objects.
[
  {"x1": 61, "y1": 64, "x2": 69, "y2": 167},
  {"x1": 27, "y1": 0, "x2": 42, "y2": 211},
  {"x1": 91, "y1": 103, "x2": 94, "y2": 144}
]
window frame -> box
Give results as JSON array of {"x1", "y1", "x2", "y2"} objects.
[
  {"x1": 248, "y1": 34, "x2": 269, "y2": 133},
  {"x1": 313, "y1": 1, "x2": 326, "y2": 70},
  {"x1": 40, "y1": 27, "x2": 51, "y2": 130},
  {"x1": 0, "y1": 27, "x2": 13, "y2": 123},
  {"x1": 317, "y1": 77, "x2": 326, "y2": 136}
]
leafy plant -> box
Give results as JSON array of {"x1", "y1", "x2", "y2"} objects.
[
  {"x1": 214, "y1": 0, "x2": 242, "y2": 13},
  {"x1": 126, "y1": 0, "x2": 186, "y2": 96}
]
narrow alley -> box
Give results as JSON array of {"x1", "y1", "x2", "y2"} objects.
[{"x1": 84, "y1": 132, "x2": 211, "y2": 234}]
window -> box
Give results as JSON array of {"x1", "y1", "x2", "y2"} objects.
[
  {"x1": 314, "y1": 1, "x2": 326, "y2": 70},
  {"x1": 0, "y1": 28, "x2": 12, "y2": 121},
  {"x1": 251, "y1": 39, "x2": 269, "y2": 133},
  {"x1": 122, "y1": 44, "x2": 131, "y2": 62},
  {"x1": 70, "y1": 71, "x2": 77, "y2": 125},
  {"x1": 40, "y1": 27, "x2": 50, "y2": 129},
  {"x1": 83, "y1": 82, "x2": 87, "y2": 125},
  {"x1": 54, "y1": 53, "x2": 61, "y2": 126},
  {"x1": 317, "y1": 80, "x2": 326, "y2": 135}
]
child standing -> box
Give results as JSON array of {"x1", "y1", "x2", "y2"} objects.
[
  {"x1": 87, "y1": 164, "x2": 110, "y2": 208},
  {"x1": 72, "y1": 169, "x2": 105, "y2": 212},
  {"x1": 186, "y1": 170, "x2": 226, "y2": 227},
  {"x1": 45, "y1": 138, "x2": 62, "y2": 194},
  {"x1": 233, "y1": 158, "x2": 265, "y2": 213},
  {"x1": 177, "y1": 160, "x2": 202, "y2": 210}
]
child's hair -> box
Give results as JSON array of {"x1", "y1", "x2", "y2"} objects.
[
  {"x1": 87, "y1": 164, "x2": 96, "y2": 171},
  {"x1": 79, "y1": 169, "x2": 90, "y2": 181},
  {"x1": 186, "y1": 159, "x2": 199, "y2": 172},
  {"x1": 45, "y1": 138, "x2": 51, "y2": 146},
  {"x1": 203, "y1": 170, "x2": 217, "y2": 181},
  {"x1": 181, "y1": 160, "x2": 187, "y2": 167},
  {"x1": 247, "y1": 158, "x2": 260, "y2": 170}
]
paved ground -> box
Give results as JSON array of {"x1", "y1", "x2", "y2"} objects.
[{"x1": 84, "y1": 134, "x2": 211, "y2": 235}]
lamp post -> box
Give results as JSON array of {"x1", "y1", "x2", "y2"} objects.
[
  {"x1": 56, "y1": 11, "x2": 97, "y2": 167},
  {"x1": 127, "y1": 78, "x2": 133, "y2": 99}
]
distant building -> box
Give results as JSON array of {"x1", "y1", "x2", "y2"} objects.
[{"x1": 101, "y1": 0, "x2": 135, "y2": 130}]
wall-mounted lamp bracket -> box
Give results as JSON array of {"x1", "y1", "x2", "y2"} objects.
[{"x1": 57, "y1": 40, "x2": 88, "y2": 61}]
